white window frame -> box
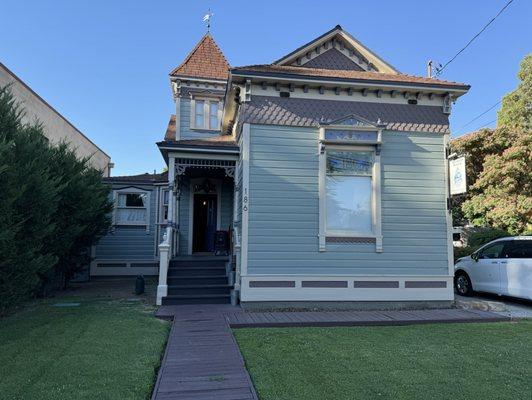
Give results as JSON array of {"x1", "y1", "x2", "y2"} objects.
[
  {"x1": 318, "y1": 126, "x2": 383, "y2": 252},
  {"x1": 159, "y1": 188, "x2": 169, "y2": 224},
  {"x1": 190, "y1": 96, "x2": 222, "y2": 131},
  {"x1": 112, "y1": 187, "x2": 151, "y2": 233}
]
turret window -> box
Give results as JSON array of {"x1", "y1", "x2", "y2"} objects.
[{"x1": 191, "y1": 97, "x2": 221, "y2": 130}]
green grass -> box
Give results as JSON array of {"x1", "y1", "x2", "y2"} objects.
[
  {"x1": 234, "y1": 321, "x2": 532, "y2": 400},
  {"x1": 0, "y1": 297, "x2": 170, "y2": 400}
]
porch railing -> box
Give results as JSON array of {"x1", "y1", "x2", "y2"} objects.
[
  {"x1": 156, "y1": 226, "x2": 174, "y2": 305},
  {"x1": 231, "y1": 225, "x2": 241, "y2": 299}
]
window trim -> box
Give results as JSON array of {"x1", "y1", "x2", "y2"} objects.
[
  {"x1": 113, "y1": 187, "x2": 151, "y2": 233},
  {"x1": 159, "y1": 188, "x2": 169, "y2": 224},
  {"x1": 190, "y1": 96, "x2": 222, "y2": 131},
  {"x1": 318, "y1": 127, "x2": 383, "y2": 252}
]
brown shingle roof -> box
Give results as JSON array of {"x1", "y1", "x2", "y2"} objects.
[
  {"x1": 170, "y1": 34, "x2": 230, "y2": 80},
  {"x1": 232, "y1": 64, "x2": 469, "y2": 89},
  {"x1": 164, "y1": 115, "x2": 176, "y2": 141}
]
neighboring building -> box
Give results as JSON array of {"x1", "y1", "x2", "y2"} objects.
[
  {"x1": 0, "y1": 62, "x2": 112, "y2": 176},
  {"x1": 93, "y1": 26, "x2": 470, "y2": 309}
]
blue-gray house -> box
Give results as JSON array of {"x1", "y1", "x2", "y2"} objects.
[{"x1": 92, "y1": 26, "x2": 470, "y2": 307}]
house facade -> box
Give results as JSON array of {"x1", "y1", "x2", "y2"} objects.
[{"x1": 92, "y1": 26, "x2": 470, "y2": 308}]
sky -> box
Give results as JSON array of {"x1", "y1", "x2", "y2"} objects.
[{"x1": 1, "y1": 0, "x2": 530, "y2": 176}]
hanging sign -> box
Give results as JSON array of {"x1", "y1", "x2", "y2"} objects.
[{"x1": 449, "y1": 156, "x2": 467, "y2": 195}]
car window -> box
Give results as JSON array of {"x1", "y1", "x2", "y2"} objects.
[
  {"x1": 478, "y1": 242, "x2": 506, "y2": 259},
  {"x1": 504, "y1": 240, "x2": 532, "y2": 259}
]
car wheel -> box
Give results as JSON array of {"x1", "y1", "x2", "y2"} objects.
[{"x1": 455, "y1": 272, "x2": 473, "y2": 296}]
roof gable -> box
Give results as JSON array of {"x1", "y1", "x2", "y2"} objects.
[
  {"x1": 274, "y1": 25, "x2": 399, "y2": 74},
  {"x1": 304, "y1": 48, "x2": 364, "y2": 71},
  {"x1": 170, "y1": 33, "x2": 230, "y2": 80}
]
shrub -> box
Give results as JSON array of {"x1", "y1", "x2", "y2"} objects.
[
  {"x1": 466, "y1": 227, "x2": 511, "y2": 248},
  {"x1": 453, "y1": 246, "x2": 478, "y2": 263},
  {"x1": 0, "y1": 86, "x2": 112, "y2": 314}
]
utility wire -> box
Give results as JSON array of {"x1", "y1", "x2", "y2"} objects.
[
  {"x1": 472, "y1": 119, "x2": 497, "y2": 133},
  {"x1": 459, "y1": 101, "x2": 501, "y2": 130},
  {"x1": 436, "y1": 0, "x2": 515, "y2": 76}
]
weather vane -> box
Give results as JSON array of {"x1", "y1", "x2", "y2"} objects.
[{"x1": 203, "y1": 9, "x2": 214, "y2": 31}]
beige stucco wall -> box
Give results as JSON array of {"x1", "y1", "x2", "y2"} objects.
[{"x1": 0, "y1": 63, "x2": 111, "y2": 176}]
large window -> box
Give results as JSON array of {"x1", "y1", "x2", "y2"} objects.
[
  {"x1": 326, "y1": 150, "x2": 374, "y2": 236},
  {"x1": 191, "y1": 98, "x2": 220, "y2": 130},
  {"x1": 115, "y1": 191, "x2": 149, "y2": 227},
  {"x1": 318, "y1": 121, "x2": 383, "y2": 252}
]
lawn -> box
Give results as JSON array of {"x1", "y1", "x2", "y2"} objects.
[
  {"x1": 234, "y1": 321, "x2": 532, "y2": 400},
  {"x1": 0, "y1": 296, "x2": 170, "y2": 400}
]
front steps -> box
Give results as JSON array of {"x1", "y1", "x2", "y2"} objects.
[{"x1": 161, "y1": 257, "x2": 232, "y2": 305}]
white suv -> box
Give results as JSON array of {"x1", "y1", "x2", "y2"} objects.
[{"x1": 454, "y1": 236, "x2": 532, "y2": 300}]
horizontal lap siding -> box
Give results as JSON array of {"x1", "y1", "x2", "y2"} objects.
[
  {"x1": 178, "y1": 176, "x2": 191, "y2": 253},
  {"x1": 221, "y1": 180, "x2": 234, "y2": 230},
  {"x1": 95, "y1": 185, "x2": 157, "y2": 260},
  {"x1": 247, "y1": 124, "x2": 448, "y2": 276}
]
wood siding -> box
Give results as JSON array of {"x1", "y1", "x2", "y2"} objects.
[
  {"x1": 95, "y1": 184, "x2": 158, "y2": 261},
  {"x1": 247, "y1": 124, "x2": 449, "y2": 276}
]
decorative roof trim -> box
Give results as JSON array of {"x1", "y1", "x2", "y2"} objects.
[
  {"x1": 273, "y1": 25, "x2": 399, "y2": 74},
  {"x1": 321, "y1": 113, "x2": 384, "y2": 128},
  {"x1": 230, "y1": 69, "x2": 470, "y2": 93}
]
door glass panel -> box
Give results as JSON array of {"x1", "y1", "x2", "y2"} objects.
[{"x1": 479, "y1": 242, "x2": 506, "y2": 259}]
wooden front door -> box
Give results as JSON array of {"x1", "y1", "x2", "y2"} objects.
[{"x1": 192, "y1": 194, "x2": 217, "y2": 253}]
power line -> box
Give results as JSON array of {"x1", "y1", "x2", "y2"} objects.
[
  {"x1": 459, "y1": 101, "x2": 501, "y2": 130},
  {"x1": 472, "y1": 119, "x2": 497, "y2": 132},
  {"x1": 436, "y1": 0, "x2": 515, "y2": 76}
]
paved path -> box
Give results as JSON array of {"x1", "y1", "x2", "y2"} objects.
[
  {"x1": 455, "y1": 293, "x2": 532, "y2": 319},
  {"x1": 152, "y1": 305, "x2": 258, "y2": 400},
  {"x1": 152, "y1": 306, "x2": 509, "y2": 399}
]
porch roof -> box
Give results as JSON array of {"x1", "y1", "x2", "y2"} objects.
[{"x1": 157, "y1": 136, "x2": 239, "y2": 164}]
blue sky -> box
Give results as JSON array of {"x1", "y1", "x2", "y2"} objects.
[{"x1": 1, "y1": 0, "x2": 530, "y2": 176}]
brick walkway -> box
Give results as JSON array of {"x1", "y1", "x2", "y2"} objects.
[{"x1": 151, "y1": 305, "x2": 509, "y2": 399}]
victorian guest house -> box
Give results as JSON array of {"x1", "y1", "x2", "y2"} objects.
[{"x1": 91, "y1": 26, "x2": 470, "y2": 308}]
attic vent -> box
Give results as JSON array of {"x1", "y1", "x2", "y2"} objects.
[{"x1": 280, "y1": 91, "x2": 290, "y2": 98}]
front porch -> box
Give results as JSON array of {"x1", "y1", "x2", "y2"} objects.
[{"x1": 156, "y1": 140, "x2": 240, "y2": 305}]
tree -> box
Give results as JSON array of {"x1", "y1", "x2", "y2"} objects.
[
  {"x1": 450, "y1": 55, "x2": 532, "y2": 234},
  {"x1": 0, "y1": 86, "x2": 60, "y2": 313},
  {"x1": 497, "y1": 54, "x2": 532, "y2": 130},
  {"x1": 0, "y1": 86, "x2": 113, "y2": 313},
  {"x1": 45, "y1": 143, "x2": 113, "y2": 289}
]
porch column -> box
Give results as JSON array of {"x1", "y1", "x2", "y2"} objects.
[{"x1": 157, "y1": 156, "x2": 176, "y2": 305}]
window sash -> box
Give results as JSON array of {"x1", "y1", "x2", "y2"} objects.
[
  {"x1": 325, "y1": 149, "x2": 375, "y2": 236},
  {"x1": 209, "y1": 102, "x2": 219, "y2": 130},
  {"x1": 114, "y1": 190, "x2": 150, "y2": 228},
  {"x1": 195, "y1": 100, "x2": 205, "y2": 128},
  {"x1": 326, "y1": 175, "x2": 373, "y2": 236},
  {"x1": 191, "y1": 98, "x2": 221, "y2": 130}
]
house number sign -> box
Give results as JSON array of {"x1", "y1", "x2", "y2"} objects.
[{"x1": 242, "y1": 188, "x2": 248, "y2": 212}]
